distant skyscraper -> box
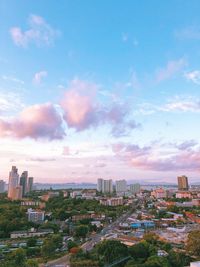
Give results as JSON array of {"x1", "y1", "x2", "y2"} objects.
[
  {"x1": 116, "y1": 180, "x2": 127, "y2": 193},
  {"x1": 20, "y1": 171, "x2": 28, "y2": 197},
  {"x1": 27, "y1": 177, "x2": 34, "y2": 192},
  {"x1": 130, "y1": 183, "x2": 141, "y2": 194},
  {"x1": 178, "y1": 175, "x2": 189, "y2": 191},
  {"x1": 0, "y1": 180, "x2": 5, "y2": 193},
  {"x1": 8, "y1": 166, "x2": 19, "y2": 199},
  {"x1": 97, "y1": 178, "x2": 113, "y2": 193}
]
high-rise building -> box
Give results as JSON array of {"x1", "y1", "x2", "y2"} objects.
[
  {"x1": 178, "y1": 175, "x2": 189, "y2": 191},
  {"x1": 27, "y1": 177, "x2": 34, "y2": 193},
  {"x1": 12, "y1": 186, "x2": 23, "y2": 200},
  {"x1": 8, "y1": 166, "x2": 19, "y2": 199},
  {"x1": 0, "y1": 180, "x2": 5, "y2": 193},
  {"x1": 97, "y1": 178, "x2": 103, "y2": 192},
  {"x1": 130, "y1": 183, "x2": 141, "y2": 194},
  {"x1": 97, "y1": 179, "x2": 113, "y2": 193},
  {"x1": 20, "y1": 171, "x2": 28, "y2": 197},
  {"x1": 116, "y1": 180, "x2": 127, "y2": 193}
]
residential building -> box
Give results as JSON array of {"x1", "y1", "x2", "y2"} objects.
[
  {"x1": 0, "y1": 180, "x2": 5, "y2": 193},
  {"x1": 178, "y1": 175, "x2": 189, "y2": 191},
  {"x1": 130, "y1": 183, "x2": 141, "y2": 194},
  {"x1": 116, "y1": 180, "x2": 127, "y2": 194},
  {"x1": 176, "y1": 191, "x2": 192, "y2": 199},
  {"x1": 12, "y1": 186, "x2": 23, "y2": 200},
  {"x1": 151, "y1": 188, "x2": 167, "y2": 199},
  {"x1": 8, "y1": 166, "x2": 19, "y2": 199},
  {"x1": 27, "y1": 208, "x2": 45, "y2": 222},
  {"x1": 100, "y1": 197, "x2": 123, "y2": 206},
  {"x1": 97, "y1": 178, "x2": 113, "y2": 193}
]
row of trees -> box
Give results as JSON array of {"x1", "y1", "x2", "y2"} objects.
[{"x1": 70, "y1": 231, "x2": 198, "y2": 267}]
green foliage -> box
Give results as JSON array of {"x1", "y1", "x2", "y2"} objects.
[
  {"x1": 25, "y1": 259, "x2": 39, "y2": 267},
  {"x1": 129, "y1": 241, "x2": 151, "y2": 261},
  {"x1": 97, "y1": 240, "x2": 128, "y2": 264},
  {"x1": 41, "y1": 234, "x2": 62, "y2": 258},
  {"x1": 67, "y1": 240, "x2": 78, "y2": 250},
  {"x1": 75, "y1": 225, "x2": 89, "y2": 238},
  {"x1": 27, "y1": 237, "x2": 37, "y2": 247},
  {"x1": 186, "y1": 230, "x2": 200, "y2": 256}
]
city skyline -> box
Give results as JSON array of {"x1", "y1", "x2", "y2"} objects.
[{"x1": 0, "y1": 1, "x2": 200, "y2": 183}]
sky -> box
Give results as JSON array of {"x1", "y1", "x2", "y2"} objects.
[{"x1": 0, "y1": 0, "x2": 200, "y2": 183}]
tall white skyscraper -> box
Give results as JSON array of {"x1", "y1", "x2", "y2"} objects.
[
  {"x1": 8, "y1": 166, "x2": 19, "y2": 199},
  {"x1": 0, "y1": 180, "x2": 5, "y2": 193},
  {"x1": 116, "y1": 180, "x2": 127, "y2": 193},
  {"x1": 97, "y1": 178, "x2": 113, "y2": 193}
]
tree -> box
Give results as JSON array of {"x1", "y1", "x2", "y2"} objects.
[
  {"x1": 12, "y1": 248, "x2": 26, "y2": 266},
  {"x1": 26, "y1": 259, "x2": 39, "y2": 267},
  {"x1": 144, "y1": 255, "x2": 169, "y2": 267},
  {"x1": 27, "y1": 237, "x2": 37, "y2": 247},
  {"x1": 168, "y1": 251, "x2": 191, "y2": 267},
  {"x1": 143, "y1": 232, "x2": 159, "y2": 245},
  {"x1": 75, "y1": 225, "x2": 89, "y2": 238},
  {"x1": 97, "y1": 240, "x2": 128, "y2": 264},
  {"x1": 129, "y1": 241, "x2": 150, "y2": 261},
  {"x1": 67, "y1": 240, "x2": 78, "y2": 250},
  {"x1": 186, "y1": 230, "x2": 200, "y2": 256}
]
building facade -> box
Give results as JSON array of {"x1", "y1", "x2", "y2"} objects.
[
  {"x1": 8, "y1": 166, "x2": 19, "y2": 199},
  {"x1": 97, "y1": 178, "x2": 113, "y2": 193},
  {"x1": 116, "y1": 180, "x2": 127, "y2": 193},
  {"x1": 178, "y1": 175, "x2": 189, "y2": 191}
]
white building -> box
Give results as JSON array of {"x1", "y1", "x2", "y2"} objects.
[
  {"x1": 116, "y1": 180, "x2": 127, "y2": 194},
  {"x1": 97, "y1": 178, "x2": 113, "y2": 193},
  {"x1": 8, "y1": 166, "x2": 19, "y2": 199},
  {"x1": 27, "y1": 208, "x2": 45, "y2": 222},
  {"x1": 190, "y1": 262, "x2": 200, "y2": 267},
  {"x1": 0, "y1": 180, "x2": 5, "y2": 193},
  {"x1": 130, "y1": 183, "x2": 141, "y2": 194}
]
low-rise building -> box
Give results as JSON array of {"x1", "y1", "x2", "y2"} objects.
[
  {"x1": 176, "y1": 191, "x2": 192, "y2": 199},
  {"x1": 100, "y1": 197, "x2": 124, "y2": 206},
  {"x1": 10, "y1": 228, "x2": 53, "y2": 239},
  {"x1": 151, "y1": 188, "x2": 167, "y2": 199}
]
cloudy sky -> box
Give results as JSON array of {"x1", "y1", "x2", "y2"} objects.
[{"x1": 0, "y1": 0, "x2": 200, "y2": 183}]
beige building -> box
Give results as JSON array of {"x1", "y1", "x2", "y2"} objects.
[{"x1": 177, "y1": 175, "x2": 189, "y2": 191}]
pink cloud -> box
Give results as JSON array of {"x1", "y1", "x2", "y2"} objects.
[
  {"x1": 0, "y1": 103, "x2": 65, "y2": 140},
  {"x1": 112, "y1": 142, "x2": 200, "y2": 172},
  {"x1": 10, "y1": 14, "x2": 59, "y2": 47},
  {"x1": 61, "y1": 79, "x2": 97, "y2": 130},
  {"x1": 61, "y1": 79, "x2": 140, "y2": 136},
  {"x1": 156, "y1": 58, "x2": 186, "y2": 82}
]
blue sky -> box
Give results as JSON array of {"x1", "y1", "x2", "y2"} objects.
[{"x1": 0, "y1": 0, "x2": 200, "y2": 183}]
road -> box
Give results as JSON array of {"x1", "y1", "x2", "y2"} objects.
[
  {"x1": 39, "y1": 254, "x2": 70, "y2": 267},
  {"x1": 39, "y1": 204, "x2": 137, "y2": 267},
  {"x1": 81, "y1": 207, "x2": 136, "y2": 252}
]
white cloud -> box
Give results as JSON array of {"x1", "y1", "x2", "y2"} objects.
[
  {"x1": 10, "y1": 14, "x2": 59, "y2": 47},
  {"x1": 136, "y1": 96, "x2": 200, "y2": 115},
  {"x1": 33, "y1": 71, "x2": 47, "y2": 84},
  {"x1": 185, "y1": 70, "x2": 200, "y2": 85},
  {"x1": 0, "y1": 92, "x2": 25, "y2": 114},
  {"x1": 2, "y1": 75, "x2": 24, "y2": 85}
]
